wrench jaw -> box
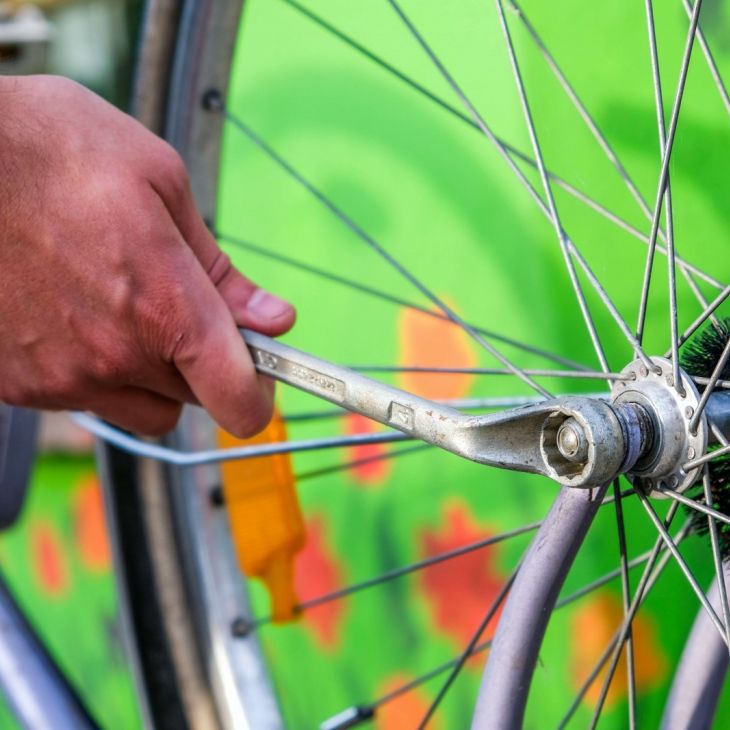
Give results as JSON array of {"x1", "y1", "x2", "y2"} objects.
[{"x1": 466, "y1": 397, "x2": 626, "y2": 489}]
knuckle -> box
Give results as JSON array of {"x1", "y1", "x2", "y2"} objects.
[
  {"x1": 154, "y1": 144, "x2": 189, "y2": 196},
  {"x1": 135, "y1": 290, "x2": 199, "y2": 364},
  {"x1": 206, "y1": 250, "x2": 233, "y2": 286},
  {"x1": 88, "y1": 350, "x2": 129, "y2": 386},
  {"x1": 45, "y1": 367, "x2": 84, "y2": 404}
]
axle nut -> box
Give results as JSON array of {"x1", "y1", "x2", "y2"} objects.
[{"x1": 556, "y1": 418, "x2": 588, "y2": 462}]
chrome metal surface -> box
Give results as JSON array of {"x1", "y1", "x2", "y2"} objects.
[
  {"x1": 0, "y1": 574, "x2": 94, "y2": 730},
  {"x1": 611, "y1": 356, "x2": 707, "y2": 496},
  {"x1": 166, "y1": 408, "x2": 284, "y2": 730}
]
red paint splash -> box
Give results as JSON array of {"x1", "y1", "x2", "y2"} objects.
[
  {"x1": 294, "y1": 515, "x2": 345, "y2": 650},
  {"x1": 343, "y1": 413, "x2": 391, "y2": 486},
  {"x1": 73, "y1": 476, "x2": 111, "y2": 572},
  {"x1": 375, "y1": 673, "x2": 441, "y2": 730},
  {"x1": 418, "y1": 503, "x2": 505, "y2": 654},
  {"x1": 31, "y1": 521, "x2": 69, "y2": 597}
]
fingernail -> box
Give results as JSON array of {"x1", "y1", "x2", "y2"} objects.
[{"x1": 247, "y1": 289, "x2": 292, "y2": 320}]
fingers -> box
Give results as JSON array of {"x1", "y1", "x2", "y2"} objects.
[
  {"x1": 87, "y1": 387, "x2": 183, "y2": 436},
  {"x1": 206, "y1": 249, "x2": 297, "y2": 336},
  {"x1": 148, "y1": 151, "x2": 295, "y2": 335},
  {"x1": 170, "y1": 263, "x2": 277, "y2": 438},
  {"x1": 127, "y1": 363, "x2": 199, "y2": 406}
]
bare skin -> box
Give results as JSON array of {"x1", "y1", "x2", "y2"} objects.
[{"x1": 0, "y1": 75, "x2": 296, "y2": 437}]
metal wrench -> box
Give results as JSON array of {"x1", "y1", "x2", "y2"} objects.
[{"x1": 241, "y1": 329, "x2": 628, "y2": 489}]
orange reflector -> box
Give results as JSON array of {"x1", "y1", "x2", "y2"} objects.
[{"x1": 217, "y1": 410, "x2": 304, "y2": 622}]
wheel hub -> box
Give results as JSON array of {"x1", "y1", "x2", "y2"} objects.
[{"x1": 611, "y1": 357, "x2": 707, "y2": 497}]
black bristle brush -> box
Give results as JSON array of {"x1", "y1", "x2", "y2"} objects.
[{"x1": 680, "y1": 317, "x2": 730, "y2": 556}]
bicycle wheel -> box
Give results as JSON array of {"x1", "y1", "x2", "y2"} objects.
[{"x1": 99, "y1": 0, "x2": 730, "y2": 728}]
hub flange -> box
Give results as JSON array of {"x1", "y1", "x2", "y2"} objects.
[{"x1": 611, "y1": 357, "x2": 707, "y2": 497}]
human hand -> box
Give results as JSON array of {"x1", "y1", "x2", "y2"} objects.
[{"x1": 0, "y1": 75, "x2": 295, "y2": 437}]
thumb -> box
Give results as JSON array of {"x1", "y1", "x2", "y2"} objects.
[
  {"x1": 151, "y1": 167, "x2": 296, "y2": 336},
  {"x1": 207, "y1": 250, "x2": 297, "y2": 336}
]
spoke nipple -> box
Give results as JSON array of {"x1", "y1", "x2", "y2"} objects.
[
  {"x1": 202, "y1": 88, "x2": 224, "y2": 112},
  {"x1": 320, "y1": 706, "x2": 374, "y2": 730},
  {"x1": 639, "y1": 365, "x2": 649, "y2": 378},
  {"x1": 687, "y1": 446, "x2": 696, "y2": 460},
  {"x1": 230, "y1": 616, "x2": 252, "y2": 637},
  {"x1": 685, "y1": 406, "x2": 694, "y2": 419}
]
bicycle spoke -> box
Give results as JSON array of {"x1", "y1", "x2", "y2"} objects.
[
  {"x1": 349, "y1": 364, "x2": 626, "y2": 379},
  {"x1": 637, "y1": 490, "x2": 726, "y2": 645},
  {"x1": 554, "y1": 547, "x2": 652, "y2": 609},
  {"x1": 636, "y1": 0, "x2": 704, "y2": 344},
  {"x1": 249, "y1": 523, "x2": 538, "y2": 632},
  {"x1": 218, "y1": 233, "x2": 590, "y2": 372},
  {"x1": 613, "y1": 481, "x2": 636, "y2": 728},
  {"x1": 417, "y1": 567, "x2": 519, "y2": 729},
  {"x1": 506, "y1": 0, "x2": 647, "y2": 219},
  {"x1": 587, "y1": 504, "x2": 683, "y2": 728},
  {"x1": 667, "y1": 283, "x2": 730, "y2": 356},
  {"x1": 508, "y1": 0, "x2": 721, "y2": 313},
  {"x1": 296, "y1": 443, "x2": 430, "y2": 483},
  {"x1": 684, "y1": 269, "x2": 724, "y2": 334},
  {"x1": 688, "y1": 335, "x2": 730, "y2": 433},
  {"x1": 324, "y1": 522, "x2": 651, "y2": 730},
  {"x1": 277, "y1": 0, "x2": 723, "y2": 292},
  {"x1": 561, "y1": 516, "x2": 688, "y2": 728},
  {"x1": 703, "y1": 466, "x2": 730, "y2": 655},
  {"x1": 693, "y1": 375, "x2": 730, "y2": 390},
  {"x1": 496, "y1": 0, "x2": 609, "y2": 374},
  {"x1": 684, "y1": 442, "x2": 730, "y2": 471},
  {"x1": 681, "y1": 0, "x2": 730, "y2": 118},
  {"x1": 661, "y1": 488, "x2": 730, "y2": 527},
  {"x1": 214, "y1": 104, "x2": 553, "y2": 399},
  {"x1": 386, "y1": 0, "x2": 654, "y2": 370},
  {"x1": 567, "y1": 241, "x2": 656, "y2": 371},
  {"x1": 645, "y1": 0, "x2": 683, "y2": 394}
]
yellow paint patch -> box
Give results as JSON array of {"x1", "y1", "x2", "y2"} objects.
[
  {"x1": 397, "y1": 302, "x2": 477, "y2": 400},
  {"x1": 218, "y1": 411, "x2": 304, "y2": 622},
  {"x1": 571, "y1": 591, "x2": 666, "y2": 709}
]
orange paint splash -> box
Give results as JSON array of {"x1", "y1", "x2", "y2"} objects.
[
  {"x1": 295, "y1": 515, "x2": 345, "y2": 650},
  {"x1": 397, "y1": 303, "x2": 477, "y2": 400},
  {"x1": 419, "y1": 502, "x2": 505, "y2": 654},
  {"x1": 343, "y1": 413, "x2": 391, "y2": 486},
  {"x1": 31, "y1": 521, "x2": 69, "y2": 597},
  {"x1": 73, "y1": 476, "x2": 111, "y2": 572},
  {"x1": 571, "y1": 591, "x2": 667, "y2": 708},
  {"x1": 375, "y1": 673, "x2": 441, "y2": 730}
]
